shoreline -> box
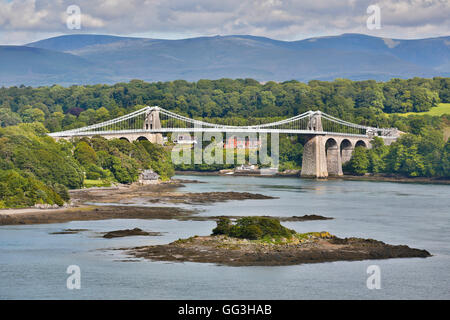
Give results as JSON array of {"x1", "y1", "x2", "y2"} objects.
[
  {"x1": 0, "y1": 181, "x2": 332, "y2": 225},
  {"x1": 175, "y1": 170, "x2": 450, "y2": 184}
]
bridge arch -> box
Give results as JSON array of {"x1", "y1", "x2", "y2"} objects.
[
  {"x1": 340, "y1": 139, "x2": 353, "y2": 164},
  {"x1": 325, "y1": 138, "x2": 341, "y2": 176},
  {"x1": 355, "y1": 140, "x2": 367, "y2": 148},
  {"x1": 136, "y1": 136, "x2": 149, "y2": 141},
  {"x1": 119, "y1": 137, "x2": 130, "y2": 142}
]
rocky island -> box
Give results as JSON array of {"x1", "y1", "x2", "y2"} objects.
[
  {"x1": 103, "y1": 228, "x2": 161, "y2": 238},
  {"x1": 127, "y1": 217, "x2": 431, "y2": 266}
]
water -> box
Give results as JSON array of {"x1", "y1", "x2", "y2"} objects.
[{"x1": 1, "y1": 175, "x2": 449, "y2": 299}]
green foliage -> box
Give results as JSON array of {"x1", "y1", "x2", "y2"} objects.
[
  {"x1": 278, "y1": 135, "x2": 303, "y2": 170},
  {"x1": 74, "y1": 141, "x2": 98, "y2": 166},
  {"x1": 83, "y1": 179, "x2": 112, "y2": 188},
  {"x1": 212, "y1": 217, "x2": 296, "y2": 240},
  {"x1": 0, "y1": 123, "x2": 84, "y2": 189},
  {"x1": 0, "y1": 108, "x2": 22, "y2": 127},
  {"x1": 103, "y1": 155, "x2": 139, "y2": 184},
  {"x1": 345, "y1": 132, "x2": 449, "y2": 178},
  {"x1": 83, "y1": 137, "x2": 174, "y2": 182},
  {"x1": 138, "y1": 140, "x2": 175, "y2": 180},
  {"x1": 212, "y1": 217, "x2": 233, "y2": 235},
  {"x1": 0, "y1": 169, "x2": 64, "y2": 208},
  {"x1": 345, "y1": 146, "x2": 370, "y2": 175},
  {"x1": 51, "y1": 183, "x2": 70, "y2": 202}
]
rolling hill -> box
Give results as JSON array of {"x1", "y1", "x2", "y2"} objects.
[{"x1": 0, "y1": 33, "x2": 448, "y2": 87}]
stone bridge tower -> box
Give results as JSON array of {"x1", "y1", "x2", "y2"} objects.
[
  {"x1": 142, "y1": 107, "x2": 163, "y2": 144},
  {"x1": 144, "y1": 107, "x2": 161, "y2": 131}
]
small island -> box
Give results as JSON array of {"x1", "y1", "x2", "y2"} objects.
[
  {"x1": 128, "y1": 217, "x2": 431, "y2": 266},
  {"x1": 103, "y1": 228, "x2": 161, "y2": 238}
]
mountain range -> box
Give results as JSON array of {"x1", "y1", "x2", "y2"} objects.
[{"x1": 0, "y1": 33, "x2": 449, "y2": 87}]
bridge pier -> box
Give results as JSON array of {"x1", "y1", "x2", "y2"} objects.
[{"x1": 301, "y1": 135, "x2": 328, "y2": 178}]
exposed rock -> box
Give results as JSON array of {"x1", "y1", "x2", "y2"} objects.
[
  {"x1": 103, "y1": 228, "x2": 161, "y2": 238},
  {"x1": 49, "y1": 229, "x2": 89, "y2": 235},
  {"x1": 128, "y1": 234, "x2": 431, "y2": 266}
]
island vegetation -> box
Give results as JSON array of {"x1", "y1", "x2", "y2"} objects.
[
  {"x1": 212, "y1": 216, "x2": 297, "y2": 241},
  {"x1": 0, "y1": 77, "x2": 449, "y2": 208}
]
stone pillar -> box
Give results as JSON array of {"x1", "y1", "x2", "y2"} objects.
[
  {"x1": 147, "y1": 133, "x2": 164, "y2": 144},
  {"x1": 301, "y1": 135, "x2": 328, "y2": 178}
]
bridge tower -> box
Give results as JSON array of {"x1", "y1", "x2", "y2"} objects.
[
  {"x1": 144, "y1": 107, "x2": 161, "y2": 130},
  {"x1": 301, "y1": 112, "x2": 328, "y2": 178},
  {"x1": 143, "y1": 107, "x2": 163, "y2": 144}
]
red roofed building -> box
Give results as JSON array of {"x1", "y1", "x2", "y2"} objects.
[{"x1": 224, "y1": 136, "x2": 262, "y2": 149}]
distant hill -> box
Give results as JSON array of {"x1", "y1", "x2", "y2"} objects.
[
  {"x1": 0, "y1": 33, "x2": 448, "y2": 87},
  {"x1": 27, "y1": 34, "x2": 144, "y2": 52},
  {"x1": 0, "y1": 45, "x2": 114, "y2": 87}
]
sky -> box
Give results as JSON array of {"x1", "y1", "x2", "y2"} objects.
[{"x1": 0, "y1": 0, "x2": 449, "y2": 45}]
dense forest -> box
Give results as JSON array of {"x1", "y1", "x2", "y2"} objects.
[{"x1": 0, "y1": 77, "x2": 449, "y2": 208}]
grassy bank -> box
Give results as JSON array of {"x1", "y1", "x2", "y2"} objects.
[{"x1": 393, "y1": 103, "x2": 450, "y2": 117}]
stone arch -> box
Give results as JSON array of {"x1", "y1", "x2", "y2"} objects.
[
  {"x1": 137, "y1": 136, "x2": 149, "y2": 141},
  {"x1": 355, "y1": 140, "x2": 367, "y2": 148},
  {"x1": 340, "y1": 139, "x2": 353, "y2": 164},
  {"x1": 325, "y1": 138, "x2": 340, "y2": 176},
  {"x1": 119, "y1": 137, "x2": 130, "y2": 142}
]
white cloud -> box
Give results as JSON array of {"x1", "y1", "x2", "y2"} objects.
[{"x1": 0, "y1": 0, "x2": 448, "y2": 44}]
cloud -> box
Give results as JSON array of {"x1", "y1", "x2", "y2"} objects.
[{"x1": 0, "y1": 0, "x2": 448, "y2": 44}]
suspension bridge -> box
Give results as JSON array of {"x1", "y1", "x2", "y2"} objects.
[{"x1": 49, "y1": 106, "x2": 399, "y2": 178}]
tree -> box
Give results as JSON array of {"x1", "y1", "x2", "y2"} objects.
[
  {"x1": 384, "y1": 137, "x2": 425, "y2": 177},
  {"x1": 347, "y1": 146, "x2": 370, "y2": 175},
  {"x1": 104, "y1": 155, "x2": 139, "y2": 184},
  {"x1": 74, "y1": 141, "x2": 98, "y2": 167},
  {"x1": 95, "y1": 107, "x2": 110, "y2": 122},
  {"x1": 0, "y1": 109, "x2": 21, "y2": 127},
  {"x1": 21, "y1": 108, "x2": 45, "y2": 123}
]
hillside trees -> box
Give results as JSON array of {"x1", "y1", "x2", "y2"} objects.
[
  {"x1": 0, "y1": 78, "x2": 447, "y2": 133},
  {"x1": 74, "y1": 136, "x2": 175, "y2": 183},
  {"x1": 345, "y1": 132, "x2": 449, "y2": 178},
  {"x1": 0, "y1": 123, "x2": 84, "y2": 207}
]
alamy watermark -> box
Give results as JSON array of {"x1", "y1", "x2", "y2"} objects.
[
  {"x1": 66, "y1": 265, "x2": 81, "y2": 290},
  {"x1": 170, "y1": 132, "x2": 279, "y2": 172},
  {"x1": 366, "y1": 5, "x2": 381, "y2": 30},
  {"x1": 366, "y1": 265, "x2": 381, "y2": 289},
  {"x1": 66, "y1": 5, "x2": 81, "y2": 30}
]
